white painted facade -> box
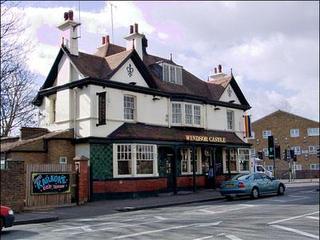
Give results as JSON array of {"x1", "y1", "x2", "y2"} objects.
[{"x1": 39, "y1": 56, "x2": 246, "y2": 141}]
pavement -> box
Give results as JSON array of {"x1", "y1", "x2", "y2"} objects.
[{"x1": 13, "y1": 178, "x2": 319, "y2": 226}]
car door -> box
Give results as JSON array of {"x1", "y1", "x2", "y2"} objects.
[
  {"x1": 253, "y1": 173, "x2": 266, "y2": 193},
  {"x1": 261, "y1": 174, "x2": 274, "y2": 192}
]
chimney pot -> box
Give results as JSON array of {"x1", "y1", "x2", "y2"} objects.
[
  {"x1": 134, "y1": 23, "x2": 138, "y2": 33},
  {"x1": 129, "y1": 25, "x2": 134, "y2": 34},
  {"x1": 218, "y1": 64, "x2": 222, "y2": 73},
  {"x1": 102, "y1": 36, "x2": 106, "y2": 45},
  {"x1": 68, "y1": 10, "x2": 74, "y2": 21},
  {"x1": 106, "y1": 35, "x2": 110, "y2": 43},
  {"x1": 64, "y1": 12, "x2": 68, "y2": 21},
  {"x1": 214, "y1": 67, "x2": 217, "y2": 74}
]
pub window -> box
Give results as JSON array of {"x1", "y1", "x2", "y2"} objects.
[
  {"x1": 229, "y1": 148, "x2": 237, "y2": 172},
  {"x1": 162, "y1": 63, "x2": 183, "y2": 85},
  {"x1": 172, "y1": 103, "x2": 182, "y2": 124},
  {"x1": 124, "y1": 95, "x2": 136, "y2": 121},
  {"x1": 227, "y1": 110, "x2": 234, "y2": 130},
  {"x1": 97, "y1": 92, "x2": 106, "y2": 125},
  {"x1": 193, "y1": 105, "x2": 201, "y2": 125},
  {"x1": 114, "y1": 144, "x2": 158, "y2": 177},
  {"x1": 238, "y1": 148, "x2": 250, "y2": 172},
  {"x1": 185, "y1": 104, "x2": 193, "y2": 125},
  {"x1": 181, "y1": 148, "x2": 201, "y2": 174},
  {"x1": 163, "y1": 64, "x2": 169, "y2": 82}
]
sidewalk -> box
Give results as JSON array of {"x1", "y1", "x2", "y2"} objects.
[{"x1": 14, "y1": 189, "x2": 223, "y2": 226}]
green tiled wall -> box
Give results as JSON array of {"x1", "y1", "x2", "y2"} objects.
[{"x1": 90, "y1": 144, "x2": 113, "y2": 180}]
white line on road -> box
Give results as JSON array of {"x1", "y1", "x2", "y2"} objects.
[
  {"x1": 112, "y1": 224, "x2": 195, "y2": 239},
  {"x1": 271, "y1": 225, "x2": 319, "y2": 239},
  {"x1": 268, "y1": 211, "x2": 319, "y2": 225},
  {"x1": 306, "y1": 216, "x2": 319, "y2": 220},
  {"x1": 192, "y1": 236, "x2": 213, "y2": 240},
  {"x1": 196, "y1": 221, "x2": 222, "y2": 227},
  {"x1": 225, "y1": 234, "x2": 243, "y2": 240}
]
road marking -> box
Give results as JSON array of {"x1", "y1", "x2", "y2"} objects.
[
  {"x1": 196, "y1": 221, "x2": 222, "y2": 227},
  {"x1": 225, "y1": 234, "x2": 243, "y2": 240},
  {"x1": 192, "y1": 236, "x2": 213, "y2": 240},
  {"x1": 196, "y1": 204, "x2": 255, "y2": 215},
  {"x1": 154, "y1": 216, "x2": 167, "y2": 220},
  {"x1": 218, "y1": 233, "x2": 243, "y2": 240},
  {"x1": 268, "y1": 211, "x2": 319, "y2": 225},
  {"x1": 306, "y1": 216, "x2": 319, "y2": 220},
  {"x1": 271, "y1": 225, "x2": 319, "y2": 239},
  {"x1": 199, "y1": 209, "x2": 216, "y2": 214},
  {"x1": 112, "y1": 224, "x2": 195, "y2": 239}
]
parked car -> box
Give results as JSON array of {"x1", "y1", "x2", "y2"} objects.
[
  {"x1": 220, "y1": 173, "x2": 285, "y2": 200},
  {"x1": 0, "y1": 206, "x2": 14, "y2": 231}
]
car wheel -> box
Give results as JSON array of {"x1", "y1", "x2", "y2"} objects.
[
  {"x1": 278, "y1": 184, "x2": 285, "y2": 195},
  {"x1": 251, "y1": 187, "x2": 259, "y2": 199}
]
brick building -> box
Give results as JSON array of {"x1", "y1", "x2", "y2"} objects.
[
  {"x1": 248, "y1": 110, "x2": 319, "y2": 179},
  {"x1": 0, "y1": 127, "x2": 75, "y2": 168}
]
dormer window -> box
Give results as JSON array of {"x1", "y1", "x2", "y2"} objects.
[{"x1": 162, "y1": 63, "x2": 182, "y2": 85}]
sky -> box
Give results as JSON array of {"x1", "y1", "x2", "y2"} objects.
[{"x1": 4, "y1": 1, "x2": 320, "y2": 122}]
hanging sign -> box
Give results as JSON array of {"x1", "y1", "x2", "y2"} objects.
[
  {"x1": 185, "y1": 135, "x2": 226, "y2": 143},
  {"x1": 32, "y1": 173, "x2": 70, "y2": 194}
]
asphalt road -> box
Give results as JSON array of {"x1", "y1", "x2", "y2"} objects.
[{"x1": 2, "y1": 186, "x2": 319, "y2": 240}]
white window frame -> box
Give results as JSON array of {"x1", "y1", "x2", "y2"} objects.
[
  {"x1": 193, "y1": 105, "x2": 201, "y2": 126},
  {"x1": 223, "y1": 148, "x2": 238, "y2": 173},
  {"x1": 181, "y1": 147, "x2": 202, "y2": 175},
  {"x1": 290, "y1": 128, "x2": 300, "y2": 138},
  {"x1": 172, "y1": 103, "x2": 182, "y2": 125},
  {"x1": 113, "y1": 144, "x2": 158, "y2": 178},
  {"x1": 310, "y1": 164, "x2": 320, "y2": 170},
  {"x1": 226, "y1": 110, "x2": 234, "y2": 130},
  {"x1": 307, "y1": 128, "x2": 319, "y2": 136},
  {"x1": 238, "y1": 148, "x2": 250, "y2": 172},
  {"x1": 123, "y1": 95, "x2": 136, "y2": 121},
  {"x1": 162, "y1": 63, "x2": 183, "y2": 85},
  {"x1": 262, "y1": 130, "x2": 272, "y2": 139},
  {"x1": 293, "y1": 164, "x2": 302, "y2": 171},
  {"x1": 185, "y1": 104, "x2": 193, "y2": 125},
  {"x1": 59, "y1": 156, "x2": 68, "y2": 164},
  {"x1": 171, "y1": 102, "x2": 202, "y2": 127}
]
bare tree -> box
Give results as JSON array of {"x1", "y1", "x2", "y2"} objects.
[{"x1": 1, "y1": 1, "x2": 37, "y2": 137}]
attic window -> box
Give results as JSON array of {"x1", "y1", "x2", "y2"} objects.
[{"x1": 162, "y1": 63, "x2": 182, "y2": 85}]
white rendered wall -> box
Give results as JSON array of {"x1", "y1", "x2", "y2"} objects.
[
  {"x1": 219, "y1": 85, "x2": 240, "y2": 104},
  {"x1": 111, "y1": 59, "x2": 148, "y2": 87}
]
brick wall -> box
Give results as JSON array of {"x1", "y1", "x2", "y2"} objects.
[
  {"x1": 47, "y1": 139, "x2": 75, "y2": 164},
  {"x1": 248, "y1": 110, "x2": 319, "y2": 178},
  {"x1": 93, "y1": 178, "x2": 167, "y2": 193},
  {"x1": 0, "y1": 161, "x2": 26, "y2": 212},
  {"x1": 176, "y1": 176, "x2": 205, "y2": 188},
  {"x1": 20, "y1": 127, "x2": 49, "y2": 140}
]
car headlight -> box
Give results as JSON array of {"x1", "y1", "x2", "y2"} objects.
[{"x1": 8, "y1": 209, "x2": 14, "y2": 215}]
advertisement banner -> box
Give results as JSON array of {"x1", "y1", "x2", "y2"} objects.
[{"x1": 32, "y1": 173, "x2": 70, "y2": 194}]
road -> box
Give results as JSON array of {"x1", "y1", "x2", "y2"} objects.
[{"x1": 2, "y1": 186, "x2": 319, "y2": 240}]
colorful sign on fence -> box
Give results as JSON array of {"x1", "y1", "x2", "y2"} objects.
[{"x1": 32, "y1": 173, "x2": 70, "y2": 194}]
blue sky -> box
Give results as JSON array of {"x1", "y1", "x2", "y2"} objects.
[{"x1": 4, "y1": 1, "x2": 319, "y2": 122}]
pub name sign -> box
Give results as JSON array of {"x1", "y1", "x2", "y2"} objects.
[{"x1": 185, "y1": 135, "x2": 226, "y2": 143}]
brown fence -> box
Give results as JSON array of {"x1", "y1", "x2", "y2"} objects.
[{"x1": 25, "y1": 164, "x2": 76, "y2": 209}]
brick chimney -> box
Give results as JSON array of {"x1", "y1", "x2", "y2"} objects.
[
  {"x1": 20, "y1": 127, "x2": 49, "y2": 140},
  {"x1": 124, "y1": 23, "x2": 145, "y2": 60},
  {"x1": 57, "y1": 10, "x2": 81, "y2": 56},
  {"x1": 209, "y1": 64, "x2": 227, "y2": 81}
]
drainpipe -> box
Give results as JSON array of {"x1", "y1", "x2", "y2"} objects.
[
  {"x1": 192, "y1": 144, "x2": 196, "y2": 192},
  {"x1": 73, "y1": 88, "x2": 78, "y2": 138}
]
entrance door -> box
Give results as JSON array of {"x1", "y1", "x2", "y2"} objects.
[{"x1": 158, "y1": 147, "x2": 176, "y2": 193}]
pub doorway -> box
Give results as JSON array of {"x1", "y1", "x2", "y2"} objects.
[{"x1": 158, "y1": 146, "x2": 177, "y2": 193}]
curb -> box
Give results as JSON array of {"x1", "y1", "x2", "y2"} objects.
[
  {"x1": 116, "y1": 196, "x2": 225, "y2": 212},
  {"x1": 14, "y1": 216, "x2": 59, "y2": 226}
]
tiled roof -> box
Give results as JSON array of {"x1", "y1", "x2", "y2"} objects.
[
  {"x1": 1, "y1": 129, "x2": 74, "y2": 152},
  {"x1": 108, "y1": 122, "x2": 250, "y2": 146}
]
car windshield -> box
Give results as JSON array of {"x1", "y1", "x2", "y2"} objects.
[{"x1": 231, "y1": 174, "x2": 251, "y2": 181}]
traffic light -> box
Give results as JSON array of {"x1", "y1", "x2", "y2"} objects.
[
  {"x1": 258, "y1": 151, "x2": 263, "y2": 160},
  {"x1": 290, "y1": 149, "x2": 295, "y2": 159},
  {"x1": 275, "y1": 145, "x2": 281, "y2": 159},
  {"x1": 268, "y1": 136, "x2": 274, "y2": 158},
  {"x1": 293, "y1": 155, "x2": 297, "y2": 162}
]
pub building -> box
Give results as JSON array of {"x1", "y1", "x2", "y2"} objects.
[{"x1": 33, "y1": 11, "x2": 252, "y2": 200}]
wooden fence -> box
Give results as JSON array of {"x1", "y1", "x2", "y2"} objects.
[{"x1": 25, "y1": 164, "x2": 76, "y2": 209}]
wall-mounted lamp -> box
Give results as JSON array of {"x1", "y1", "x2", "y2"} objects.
[
  {"x1": 214, "y1": 107, "x2": 221, "y2": 111},
  {"x1": 152, "y1": 96, "x2": 160, "y2": 101},
  {"x1": 229, "y1": 100, "x2": 235, "y2": 103},
  {"x1": 129, "y1": 81, "x2": 136, "y2": 85}
]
